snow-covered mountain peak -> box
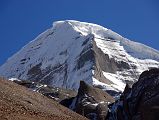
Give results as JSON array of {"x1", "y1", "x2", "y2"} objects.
[
  {"x1": 0, "y1": 20, "x2": 159, "y2": 92},
  {"x1": 53, "y1": 20, "x2": 122, "y2": 40}
]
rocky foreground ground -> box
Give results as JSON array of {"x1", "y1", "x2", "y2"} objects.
[{"x1": 0, "y1": 78, "x2": 87, "y2": 120}]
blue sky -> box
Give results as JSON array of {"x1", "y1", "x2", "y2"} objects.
[{"x1": 0, "y1": 0, "x2": 159, "y2": 65}]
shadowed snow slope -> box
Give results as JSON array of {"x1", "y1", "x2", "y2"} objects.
[{"x1": 0, "y1": 20, "x2": 159, "y2": 92}]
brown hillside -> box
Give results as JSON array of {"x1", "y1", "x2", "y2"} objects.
[{"x1": 0, "y1": 78, "x2": 87, "y2": 120}]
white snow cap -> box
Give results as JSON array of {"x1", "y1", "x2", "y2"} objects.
[{"x1": 53, "y1": 20, "x2": 123, "y2": 40}]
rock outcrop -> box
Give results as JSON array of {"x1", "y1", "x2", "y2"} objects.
[
  {"x1": 108, "y1": 68, "x2": 159, "y2": 120},
  {"x1": 62, "y1": 81, "x2": 115, "y2": 120},
  {"x1": 12, "y1": 79, "x2": 77, "y2": 102}
]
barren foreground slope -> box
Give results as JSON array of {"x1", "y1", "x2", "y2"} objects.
[{"x1": 0, "y1": 78, "x2": 87, "y2": 120}]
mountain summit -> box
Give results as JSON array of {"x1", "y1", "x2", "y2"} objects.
[{"x1": 0, "y1": 20, "x2": 159, "y2": 92}]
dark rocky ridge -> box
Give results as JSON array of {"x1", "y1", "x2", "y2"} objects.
[
  {"x1": 108, "y1": 68, "x2": 159, "y2": 120},
  {"x1": 61, "y1": 81, "x2": 115, "y2": 120},
  {"x1": 13, "y1": 80, "x2": 77, "y2": 102}
]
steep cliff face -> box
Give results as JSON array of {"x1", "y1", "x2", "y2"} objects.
[
  {"x1": 64, "y1": 81, "x2": 115, "y2": 120},
  {"x1": 0, "y1": 20, "x2": 159, "y2": 92}
]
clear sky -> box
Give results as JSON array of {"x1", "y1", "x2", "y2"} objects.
[{"x1": 0, "y1": 0, "x2": 159, "y2": 65}]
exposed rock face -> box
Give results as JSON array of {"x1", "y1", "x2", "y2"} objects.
[
  {"x1": 108, "y1": 68, "x2": 159, "y2": 120},
  {"x1": 62, "y1": 81, "x2": 115, "y2": 120}
]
